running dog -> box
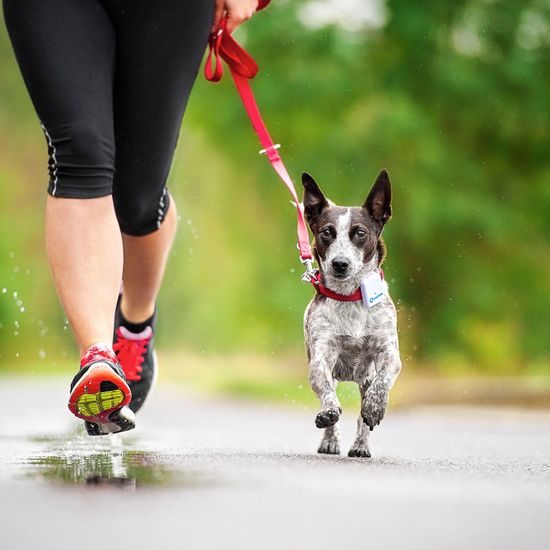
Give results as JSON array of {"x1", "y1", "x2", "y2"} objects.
[{"x1": 302, "y1": 170, "x2": 402, "y2": 458}]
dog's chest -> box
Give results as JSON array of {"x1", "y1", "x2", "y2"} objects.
[
  {"x1": 305, "y1": 295, "x2": 397, "y2": 381},
  {"x1": 307, "y1": 297, "x2": 389, "y2": 339}
]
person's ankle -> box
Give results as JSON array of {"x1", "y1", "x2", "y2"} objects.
[
  {"x1": 79, "y1": 342, "x2": 116, "y2": 367},
  {"x1": 120, "y1": 297, "x2": 156, "y2": 325}
]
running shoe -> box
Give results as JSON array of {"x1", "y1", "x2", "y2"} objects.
[
  {"x1": 113, "y1": 298, "x2": 157, "y2": 413},
  {"x1": 68, "y1": 343, "x2": 135, "y2": 436}
]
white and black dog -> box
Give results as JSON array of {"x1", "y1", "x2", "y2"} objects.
[{"x1": 302, "y1": 170, "x2": 402, "y2": 458}]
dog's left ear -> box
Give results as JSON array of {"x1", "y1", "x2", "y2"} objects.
[{"x1": 364, "y1": 169, "x2": 392, "y2": 225}]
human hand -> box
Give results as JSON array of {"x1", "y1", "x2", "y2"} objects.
[{"x1": 212, "y1": 0, "x2": 259, "y2": 34}]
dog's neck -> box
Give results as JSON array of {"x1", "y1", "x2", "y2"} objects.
[{"x1": 319, "y1": 252, "x2": 380, "y2": 296}]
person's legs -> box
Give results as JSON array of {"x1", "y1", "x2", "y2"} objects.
[
  {"x1": 107, "y1": 0, "x2": 214, "y2": 323},
  {"x1": 5, "y1": 0, "x2": 215, "y2": 424},
  {"x1": 3, "y1": 0, "x2": 120, "y2": 354}
]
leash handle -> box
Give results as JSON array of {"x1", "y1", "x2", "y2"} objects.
[{"x1": 205, "y1": 11, "x2": 313, "y2": 263}]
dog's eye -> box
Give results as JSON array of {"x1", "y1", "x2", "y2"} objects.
[
  {"x1": 356, "y1": 229, "x2": 367, "y2": 239},
  {"x1": 320, "y1": 228, "x2": 332, "y2": 241}
]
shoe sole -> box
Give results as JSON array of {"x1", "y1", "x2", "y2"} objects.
[{"x1": 68, "y1": 363, "x2": 133, "y2": 432}]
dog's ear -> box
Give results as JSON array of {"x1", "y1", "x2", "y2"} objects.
[
  {"x1": 364, "y1": 169, "x2": 392, "y2": 225},
  {"x1": 302, "y1": 172, "x2": 329, "y2": 225}
]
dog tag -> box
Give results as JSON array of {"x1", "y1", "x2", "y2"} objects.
[{"x1": 361, "y1": 271, "x2": 385, "y2": 309}]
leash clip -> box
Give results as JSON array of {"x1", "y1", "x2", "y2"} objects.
[{"x1": 300, "y1": 258, "x2": 316, "y2": 283}]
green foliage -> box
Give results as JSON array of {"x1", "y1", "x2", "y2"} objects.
[{"x1": 0, "y1": 0, "x2": 548, "y2": 372}]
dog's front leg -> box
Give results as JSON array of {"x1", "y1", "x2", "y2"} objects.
[
  {"x1": 361, "y1": 347, "x2": 401, "y2": 431},
  {"x1": 308, "y1": 345, "x2": 341, "y2": 429}
]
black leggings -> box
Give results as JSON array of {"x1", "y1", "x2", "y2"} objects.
[{"x1": 3, "y1": 0, "x2": 214, "y2": 235}]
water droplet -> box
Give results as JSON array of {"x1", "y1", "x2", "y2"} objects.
[
  {"x1": 38, "y1": 350, "x2": 47, "y2": 360},
  {"x1": 1, "y1": 288, "x2": 6, "y2": 294}
]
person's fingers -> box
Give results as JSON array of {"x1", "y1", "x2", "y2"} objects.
[
  {"x1": 211, "y1": 0, "x2": 225, "y2": 32},
  {"x1": 225, "y1": 8, "x2": 254, "y2": 34}
]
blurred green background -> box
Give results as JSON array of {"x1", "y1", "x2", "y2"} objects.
[{"x1": 0, "y1": 1, "x2": 549, "y2": 403}]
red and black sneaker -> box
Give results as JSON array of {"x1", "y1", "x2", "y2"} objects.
[
  {"x1": 113, "y1": 299, "x2": 157, "y2": 413},
  {"x1": 68, "y1": 343, "x2": 135, "y2": 436}
]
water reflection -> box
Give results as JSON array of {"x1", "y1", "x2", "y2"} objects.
[{"x1": 20, "y1": 432, "x2": 211, "y2": 490}]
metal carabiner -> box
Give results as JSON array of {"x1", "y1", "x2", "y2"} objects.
[{"x1": 300, "y1": 258, "x2": 316, "y2": 283}]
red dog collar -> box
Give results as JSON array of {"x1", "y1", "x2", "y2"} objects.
[{"x1": 310, "y1": 270, "x2": 384, "y2": 302}]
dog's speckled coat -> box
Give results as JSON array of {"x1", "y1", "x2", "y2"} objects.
[{"x1": 302, "y1": 170, "x2": 402, "y2": 458}]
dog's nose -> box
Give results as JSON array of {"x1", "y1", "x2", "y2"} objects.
[{"x1": 332, "y1": 258, "x2": 349, "y2": 273}]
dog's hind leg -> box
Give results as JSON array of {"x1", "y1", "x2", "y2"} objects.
[
  {"x1": 348, "y1": 415, "x2": 371, "y2": 458},
  {"x1": 318, "y1": 424, "x2": 341, "y2": 455}
]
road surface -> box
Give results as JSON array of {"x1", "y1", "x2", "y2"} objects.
[{"x1": 0, "y1": 376, "x2": 549, "y2": 549}]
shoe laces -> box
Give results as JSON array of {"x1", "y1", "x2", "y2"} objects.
[{"x1": 113, "y1": 326, "x2": 153, "y2": 382}]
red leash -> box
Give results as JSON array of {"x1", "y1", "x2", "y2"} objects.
[
  {"x1": 205, "y1": 9, "x2": 387, "y2": 302},
  {"x1": 205, "y1": 8, "x2": 314, "y2": 279}
]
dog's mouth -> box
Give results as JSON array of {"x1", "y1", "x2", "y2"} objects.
[{"x1": 331, "y1": 272, "x2": 352, "y2": 281}]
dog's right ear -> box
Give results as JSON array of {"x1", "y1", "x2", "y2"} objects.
[{"x1": 302, "y1": 172, "x2": 328, "y2": 225}]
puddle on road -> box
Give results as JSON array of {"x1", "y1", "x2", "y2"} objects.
[{"x1": 13, "y1": 431, "x2": 216, "y2": 490}]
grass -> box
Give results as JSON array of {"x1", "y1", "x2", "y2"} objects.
[{"x1": 2, "y1": 349, "x2": 550, "y2": 410}]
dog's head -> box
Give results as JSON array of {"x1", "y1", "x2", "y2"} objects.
[{"x1": 302, "y1": 170, "x2": 392, "y2": 292}]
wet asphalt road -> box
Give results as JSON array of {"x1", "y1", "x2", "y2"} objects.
[{"x1": 0, "y1": 376, "x2": 549, "y2": 550}]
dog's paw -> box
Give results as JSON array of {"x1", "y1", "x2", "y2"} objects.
[
  {"x1": 348, "y1": 444, "x2": 371, "y2": 458},
  {"x1": 361, "y1": 384, "x2": 388, "y2": 431},
  {"x1": 315, "y1": 408, "x2": 340, "y2": 429},
  {"x1": 318, "y1": 438, "x2": 340, "y2": 455}
]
